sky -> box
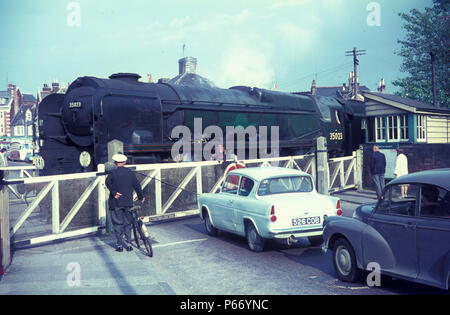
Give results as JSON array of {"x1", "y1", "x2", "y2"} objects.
[{"x1": 0, "y1": 0, "x2": 433, "y2": 96}]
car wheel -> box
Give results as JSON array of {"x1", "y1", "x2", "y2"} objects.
[
  {"x1": 332, "y1": 238, "x2": 360, "y2": 282},
  {"x1": 204, "y1": 211, "x2": 218, "y2": 236},
  {"x1": 246, "y1": 222, "x2": 265, "y2": 252},
  {"x1": 308, "y1": 235, "x2": 323, "y2": 246}
]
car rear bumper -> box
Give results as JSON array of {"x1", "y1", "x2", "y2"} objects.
[{"x1": 268, "y1": 227, "x2": 323, "y2": 239}]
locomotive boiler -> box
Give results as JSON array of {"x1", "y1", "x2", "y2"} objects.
[{"x1": 37, "y1": 72, "x2": 364, "y2": 175}]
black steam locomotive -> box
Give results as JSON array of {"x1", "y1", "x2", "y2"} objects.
[{"x1": 37, "y1": 72, "x2": 365, "y2": 175}]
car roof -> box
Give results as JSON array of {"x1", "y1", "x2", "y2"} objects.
[
  {"x1": 388, "y1": 168, "x2": 450, "y2": 190},
  {"x1": 228, "y1": 167, "x2": 310, "y2": 181}
]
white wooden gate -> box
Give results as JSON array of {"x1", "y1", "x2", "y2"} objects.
[{"x1": 2, "y1": 150, "x2": 359, "y2": 247}]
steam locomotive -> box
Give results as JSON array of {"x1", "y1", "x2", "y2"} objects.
[{"x1": 37, "y1": 72, "x2": 365, "y2": 175}]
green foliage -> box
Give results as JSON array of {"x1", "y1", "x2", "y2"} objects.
[{"x1": 393, "y1": 0, "x2": 450, "y2": 108}]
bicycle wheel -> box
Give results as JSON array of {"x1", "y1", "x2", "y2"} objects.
[
  {"x1": 143, "y1": 237, "x2": 153, "y2": 257},
  {"x1": 132, "y1": 222, "x2": 140, "y2": 248}
]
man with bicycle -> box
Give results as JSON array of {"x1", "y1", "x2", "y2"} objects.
[{"x1": 106, "y1": 153, "x2": 145, "y2": 252}]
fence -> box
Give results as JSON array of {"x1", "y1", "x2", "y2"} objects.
[{"x1": 0, "y1": 146, "x2": 361, "y2": 252}]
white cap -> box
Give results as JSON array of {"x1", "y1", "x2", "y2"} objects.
[{"x1": 112, "y1": 153, "x2": 127, "y2": 163}]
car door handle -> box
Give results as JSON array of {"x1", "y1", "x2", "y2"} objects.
[{"x1": 403, "y1": 222, "x2": 416, "y2": 229}]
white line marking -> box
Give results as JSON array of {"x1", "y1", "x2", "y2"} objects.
[{"x1": 153, "y1": 238, "x2": 207, "y2": 248}]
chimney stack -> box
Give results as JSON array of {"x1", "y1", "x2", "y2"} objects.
[
  {"x1": 43, "y1": 84, "x2": 51, "y2": 92},
  {"x1": 52, "y1": 81, "x2": 60, "y2": 93},
  {"x1": 311, "y1": 79, "x2": 317, "y2": 95},
  {"x1": 377, "y1": 78, "x2": 386, "y2": 93}
]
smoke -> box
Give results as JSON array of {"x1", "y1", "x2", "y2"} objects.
[{"x1": 213, "y1": 39, "x2": 275, "y2": 89}]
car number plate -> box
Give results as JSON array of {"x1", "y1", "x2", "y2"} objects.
[{"x1": 292, "y1": 216, "x2": 321, "y2": 227}]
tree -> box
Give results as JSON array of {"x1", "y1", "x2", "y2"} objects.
[{"x1": 393, "y1": 0, "x2": 450, "y2": 108}]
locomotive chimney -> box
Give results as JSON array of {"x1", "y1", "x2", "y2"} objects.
[{"x1": 178, "y1": 57, "x2": 197, "y2": 75}]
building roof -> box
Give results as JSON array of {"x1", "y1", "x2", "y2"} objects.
[
  {"x1": 294, "y1": 85, "x2": 370, "y2": 100},
  {"x1": 10, "y1": 105, "x2": 35, "y2": 126},
  {"x1": 363, "y1": 91, "x2": 450, "y2": 115},
  {"x1": 22, "y1": 94, "x2": 37, "y2": 103},
  {"x1": 0, "y1": 91, "x2": 12, "y2": 109}
]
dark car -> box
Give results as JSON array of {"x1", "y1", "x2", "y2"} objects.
[
  {"x1": 7, "y1": 150, "x2": 20, "y2": 161},
  {"x1": 322, "y1": 168, "x2": 450, "y2": 290}
]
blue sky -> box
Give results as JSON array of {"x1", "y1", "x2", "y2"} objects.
[{"x1": 0, "y1": 0, "x2": 432, "y2": 95}]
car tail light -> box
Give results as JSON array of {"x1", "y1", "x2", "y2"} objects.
[
  {"x1": 336, "y1": 200, "x2": 343, "y2": 216},
  {"x1": 270, "y1": 205, "x2": 277, "y2": 222}
]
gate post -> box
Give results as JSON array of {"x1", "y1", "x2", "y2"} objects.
[
  {"x1": 0, "y1": 185, "x2": 11, "y2": 275},
  {"x1": 316, "y1": 136, "x2": 330, "y2": 195},
  {"x1": 355, "y1": 148, "x2": 363, "y2": 191},
  {"x1": 97, "y1": 164, "x2": 107, "y2": 235},
  {"x1": 108, "y1": 139, "x2": 124, "y2": 162}
]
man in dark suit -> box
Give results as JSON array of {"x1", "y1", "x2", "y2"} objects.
[
  {"x1": 106, "y1": 153, "x2": 145, "y2": 252},
  {"x1": 370, "y1": 145, "x2": 386, "y2": 199}
]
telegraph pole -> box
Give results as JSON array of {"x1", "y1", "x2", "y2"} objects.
[
  {"x1": 345, "y1": 47, "x2": 366, "y2": 99},
  {"x1": 430, "y1": 51, "x2": 437, "y2": 107}
]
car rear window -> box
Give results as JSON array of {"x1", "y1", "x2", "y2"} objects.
[
  {"x1": 257, "y1": 176, "x2": 313, "y2": 196},
  {"x1": 420, "y1": 185, "x2": 450, "y2": 219}
]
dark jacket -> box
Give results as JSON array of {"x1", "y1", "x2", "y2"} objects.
[
  {"x1": 106, "y1": 166, "x2": 144, "y2": 208},
  {"x1": 370, "y1": 151, "x2": 386, "y2": 175}
]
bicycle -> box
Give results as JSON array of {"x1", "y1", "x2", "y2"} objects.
[{"x1": 129, "y1": 205, "x2": 153, "y2": 257}]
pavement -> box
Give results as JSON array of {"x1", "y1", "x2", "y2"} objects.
[
  {"x1": 0, "y1": 234, "x2": 175, "y2": 295},
  {"x1": 0, "y1": 188, "x2": 378, "y2": 295}
]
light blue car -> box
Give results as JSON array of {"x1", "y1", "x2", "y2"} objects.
[{"x1": 199, "y1": 167, "x2": 342, "y2": 252}]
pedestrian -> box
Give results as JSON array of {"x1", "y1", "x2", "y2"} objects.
[
  {"x1": 0, "y1": 148, "x2": 7, "y2": 168},
  {"x1": 394, "y1": 148, "x2": 409, "y2": 198},
  {"x1": 0, "y1": 148, "x2": 8, "y2": 187},
  {"x1": 105, "y1": 153, "x2": 145, "y2": 252},
  {"x1": 370, "y1": 145, "x2": 386, "y2": 199}
]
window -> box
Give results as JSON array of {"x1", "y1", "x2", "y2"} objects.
[
  {"x1": 417, "y1": 115, "x2": 426, "y2": 142},
  {"x1": 257, "y1": 176, "x2": 313, "y2": 196},
  {"x1": 375, "y1": 117, "x2": 386, "y2": 141},
  {"x1": 387, "y1": 116, "x2": 398, "y2": 141},
  {"x1": 399, "y1": 115, "x2": 409, "y2": 140},
  {"x1": 386, "y1": 115, "x2": 409, "y2": 142},
  {"x1": 375, "y1": 184, "x2": 418, "y2": 216},
  {"x1": 420, "y1": 185, "x2": 450, "y2": 219},
  {"x1": 239, "y1": 177, "x2": 255, "y2": 197},
  {"x1": 222, "y1": 175, "x2": 240, "y2": 194}
]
